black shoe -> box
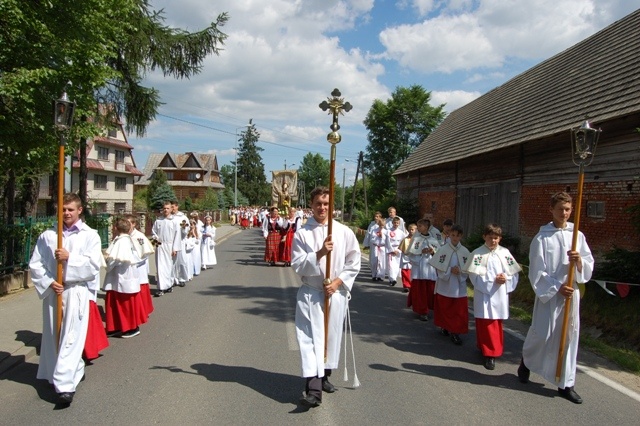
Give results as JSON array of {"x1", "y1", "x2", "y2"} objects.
[
  {"x1": 418, "y1": 315, "x2": 429, "y2": 322},
  {"x1": 121, "y1": 327, "x2": 140, "y2": 339},
  {"x1": 165, "y1": 287, "x2": 173, "y2": 293},
  {"x1": 558, "y1": 386, "x2": 583, "y2": 404},
  {"x1": 439, "y1": 328, "x2": 450, "y2": 336},
  {"x1": 177, "y1": 282, "x2": 186, "y2": 287},
  {"x1": 270, "y1": 261, "x2": 275, "y2": 266},
  {"x1": 57, "y1": 392, "x2": 75, "y2": 404},
  {"x1": 450, "y1": 334, "x2": 462, "y2": 345},
  {"x1": 299, "y1": 393, "x2": 321, "y2": 407},
  {"x1": 154, "y1": 291, "x2": 164, "y2": 297},
  {"x1": 403, "y1": 288, "x2": 409, "y2": 293},
  {"x1": 517, "y1": 358, "x2": 530, "y2": 383},
  {"x1": 484, "y1": 356, "x2": 495, "y2": 370},
  {"x1": 389, "y1": 280, "x2": 396, "y2": 286},
  {"x1": 322, "y1": 379, "x2": 336, "y2": 393}
]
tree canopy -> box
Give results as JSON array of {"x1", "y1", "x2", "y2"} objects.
[
  {"x1": 0, "y1": 0, "x2": 228, "y2": 218},
  {"x1": 363, "y1": 85, "x2": 446, "y2": 204},
  {"x1": 297, "y1": 153, "x2": 330, "y2": 205},
  {"x1": 236, "y1": 122, "x2": 269, "y2": 205}
]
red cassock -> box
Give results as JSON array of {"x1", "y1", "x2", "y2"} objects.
[
  {"x1": 83, "y1": 300, "x2": 109, "y2": 361},
  {"x1": 401, "y1": 269, "x2": 411, "y2": 289},
  {"x1": 475, "y1": 318, "x2": 504, "y2": 357},
  {"x1": 104, "y1": 291, "x2": 148, "y2": 333},
  {"x1": 434, "y1": 294, "x2": 469, "y2": 334},
  {"x1": 139, "y1": 283, "x2": 154, "y2": 317},
  {"x1": 407, "y1": 279, "x2": 435, "y2": 315}
]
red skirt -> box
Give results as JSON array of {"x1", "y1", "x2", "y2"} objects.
[
  {"x1": 140, "y1": 283, "x2": 154, "y2": 317},
  {"x1": 434, "y1": 294, "x2": 469, "y2": 334},
  {"x1": 281, "y1": 229, "x2": 294, "y2": 262},
  {"x1": 475, "y1": 318, "x2": 504, "y2": 357},
  {"x1": 401, "y1": 269, "x2": 411, "y2": 289},
  {"x1": 105, "y1": 290, "x2": 148, "y2": 333},
  {"x1": 241, "y1": 217, "x2": 249, "y2": 228},
  {"x1": 264, "y1": 232, "x2": 281, "y2": 262},
  {"x1": 83, "y1": 300, "x2": 109, "y2": 361},
  {"x1": 407, "y1": 279, "x2": 435, "y2": 315}
]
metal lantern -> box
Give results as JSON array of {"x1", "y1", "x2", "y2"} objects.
[
  {"x1": 53, "y1": 91, "x2": 75, "y2": 131},
  {"x1": 570, "y1": 120, "x2": 601, "y2": 166}
]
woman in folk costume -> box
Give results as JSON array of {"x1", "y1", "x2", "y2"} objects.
[
  {"x1": 126, "y1": 214, "x2": 155, "y2": 318},
  {"x1": 186, "y1": 219, "x2": 202, "y2": 277},
  {"x1": 428, "y1": 224, "x2": 471, "y2": 345},
  {"x1": 201, "y1": 215, "x2": 217, "y2": 269},
  {"x1": 384, "y1": 216, "x2": 406, "y2": 286},
  {"x1": 281, "y1": 206, "x2": 301, "y2": 267},
  {"x1": 363, "y1": 212, "x2": 387, "y2": 281},
  {"x1": 262, "y1": 206, "x2": 285, "y2": 266},
  {"x1": 398, "y1": 223, "x2": 417, "y2": 293},
  {"x1": 464, "y1": 223, "x2": 521, "y2": 370},
  {"x1": 407, "y1": 219, "x2": 440, "y2": 321},
  {"x1": 240, "y1": 207, "x2": 250, "y2": 229},
  {"x1": 103, "y1": 218, "x2": 147, "y2": 338}
]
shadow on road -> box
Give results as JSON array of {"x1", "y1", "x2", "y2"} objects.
[{"x1": 150, "y1": 363, "x2": 300, "y2": 405}]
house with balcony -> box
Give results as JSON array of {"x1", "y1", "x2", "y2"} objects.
[
  {"x1": 134, "y1": 152, "x2": 225, "y2": 204},
  {"x1": 37, "y1": 122, "x2": 144, "y2": 215}
]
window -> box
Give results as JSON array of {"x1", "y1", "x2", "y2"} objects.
[
  {"x1": 188, "y1": 172, "x2": 200, "y2": 181},
  {"x1": 115, "y1": 150, "x2": 125, "y2": 163},
  {"x1": 107, "y1": 128, "x2": 118, "y2": 138},
  {"x1": 97, "y1": 146, "x2": 109, "y2": 160},
  {"x1": 114, "y1": 202, "x2": 126, "y2": 213},
  {"x1": 94, "y1": 174, "x2": 107, "y2": 189},
  {"x1": 96, "y1": 202, "x2": 107, "y2": 213},
  {"x1": 165, "y1": 171, "x2": 174, "y2": 180},
  {"x1": 587, "y1": 201, "x2": 605, "y2": 218},
  {"x1": 115, "y1": 177, "x2": 127, "y2": 191}
]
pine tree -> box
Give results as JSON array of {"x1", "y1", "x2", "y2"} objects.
[{"x1": 236, "y1": 122, "x2": 269, "y2": 205}]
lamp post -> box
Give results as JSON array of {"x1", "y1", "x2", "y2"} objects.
[
  {"x1": 53, "y1": 87, "x2": 75, "y2": 349},
  {"x1": 555, "y1": 119, "x2": 601, "y2": 382}
]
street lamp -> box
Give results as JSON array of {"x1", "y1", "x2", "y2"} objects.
[
  {"x1": 234, "y1": 119, "x2": 252, "y2": 207},
  {"x1": 555, "y1": 119, "x2": 601, "y2": 382},
  {"x1": 53, "y1": 86, "x2": 76, "y2": 348}
]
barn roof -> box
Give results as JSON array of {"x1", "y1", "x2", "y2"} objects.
[{"x1": 395, "y1": 9, "x2": 640, "y2": 175}]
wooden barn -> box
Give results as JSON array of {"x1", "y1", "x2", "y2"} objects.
[{"x1": 394, "y1": 10, "x2": 640, "y2": 256}]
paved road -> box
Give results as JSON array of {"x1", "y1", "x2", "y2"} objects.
[{"x1": 1, "y1": 226, "x2": 639, "y2": 424}]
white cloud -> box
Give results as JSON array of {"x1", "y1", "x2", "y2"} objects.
[{"x1": 432, "y1": 89, "x2": 482, "y2": 112}]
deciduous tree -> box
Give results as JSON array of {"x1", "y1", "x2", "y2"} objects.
[{"x1": 363, "y1": 85, "x2": 446, "y2": 204}]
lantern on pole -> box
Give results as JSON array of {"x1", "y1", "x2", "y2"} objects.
[
  {"x1": 53, "y1": 88, "x2": 76, "y2": 349},
  {"x1": 555, "y1": 120, "x2": 601, "y2": 382}
]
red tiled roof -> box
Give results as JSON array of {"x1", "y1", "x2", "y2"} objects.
[
  {"x1": 125, "y1": 164, "x2": 144, "y2": 176},
  {"x1": 94, "y1": 136, "x2": 134, "y2": 149},
  {"x1": 72, "y1": 159, "x2": 105, "y2": 170}
]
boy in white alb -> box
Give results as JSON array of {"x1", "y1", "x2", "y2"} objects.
[
  {"x1": 465, "y1": 223, "x2": 521, "y2": 370},
  {"x1": 363, "y1": 211, "x2": 386, "y2": 281},
  {"x1": 518, "y1": 192, "x2": 593, "y2": 404},
  {"x1": 29, "y1": 193, "x2": 102, "y2": 405},
  {"x1": 429, "y1": 224, "x2": 470, "y2": 345},
  {"x1": 152, "y1": 201, "x2": 180, "y2": 296},
  {"x1": 407, "y1": 219, "x2": 439, "y2": 321},
  {"x1": 385, "y1": 216, "x2": 406, "y2": 286},
  {"x1": 126, "y1": 214, "x2": 155, "y2": 318}
]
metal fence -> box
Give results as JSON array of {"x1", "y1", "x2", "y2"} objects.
[{"x1": 0, "y1": 214, "x2": 110, "y2": 275}]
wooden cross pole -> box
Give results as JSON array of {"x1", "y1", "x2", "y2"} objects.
[{"x1": 318, "y1": 89, "x2": 352, "y2": 361}]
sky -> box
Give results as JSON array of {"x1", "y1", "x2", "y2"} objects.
[{"x1": 128, "y1": 0, "x2": 640, "y2": 186}]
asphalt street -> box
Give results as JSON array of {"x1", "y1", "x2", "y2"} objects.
[{"x1": 1, "y1": 225, "x2": 639, "y2": 425}]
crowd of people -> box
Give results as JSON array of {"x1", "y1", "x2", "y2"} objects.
[
  {"x1": 29, "y1": 194, "x2": 219, "y2": 406},
  {"x1": 360, "y1": 194, "x2": 592, "y2": 405},
  {"x1": 29, "y1": 190, "x2": 592, "y2": 408}
]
